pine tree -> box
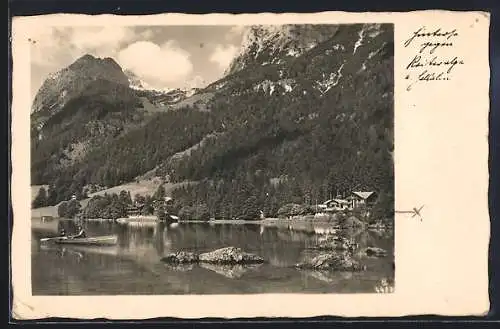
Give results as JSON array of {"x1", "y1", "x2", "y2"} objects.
[
  {"x1": 240, "y1": 195, "x2": 260, "y2": 220},
  {"x1": 153, "y1": 185, "x2": 166, "y2": 201},
  {"x1": 119, "y1": 190, "x2": 132, "y2": 205},
  {"x1": 32, "y1": 187, "x2": 48, "y2": 208},
  {"x1": 57, "y1": 201, "x2": 68, "y2": 218}
]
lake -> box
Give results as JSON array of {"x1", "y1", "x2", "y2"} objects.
[{"x1": 31, "y1": 218, "x2": 394, "y2": 295}]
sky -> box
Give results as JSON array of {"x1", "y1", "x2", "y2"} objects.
[{"x1": 29, "y1": 25, "x2": 247, "y2": 99}]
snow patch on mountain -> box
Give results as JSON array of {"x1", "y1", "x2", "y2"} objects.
[
  {"x1": 308, "y1": 112, "x2": 319, "y2": 120},
  {"x1": 333, "y1": 44, "x2": 345, "y2": 51},
  {"x1": 213, "y1": 81, "x2": 227, "y2": 91},
  {"x1": 282, "y1": 81, "x2": 294, "y2": 93},
  {"x1": 353, "y1": 24, "x2": 384, "y2": 55},
  {"x1": 365, "y1": 23, "x2": 383, "y2": 38},
  {"x1": 185, "y1": 89, "x2": 198, "y2": 98},
  {"x1": 125, "y1": 69, "x2": 203, "y2": 104},
  {"x1": 368, "y1": 42, "x2": 387, "y2": 59},
  {"x1": 314, "y1": 64, "x2": 345, "y2": 95},
  {"x1": 253, "y1": 79, "x2": 296, "y2": 95},
  {"x1": 57, "y1": 89, "x2": 69, "y2": 108},
  {"x1": 358, "y1": 61, "x2": 368, "y2": 73},
  {"x1": 353, "y1": 28, "x2": 366, "y2": 55},
  {"x1": 125, "y1": 69, "x2": 174, "y2": 93},
  {"x1": 287, "y1": 47, "x2": 301, "y2": 57}
]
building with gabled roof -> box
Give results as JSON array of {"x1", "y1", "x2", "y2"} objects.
[
  {"x1": 347, "y1": 191, "x2": 377, "y2": 208},
  {"x1": 317, "y1": 198, "x2": 350, "y2": 212}
]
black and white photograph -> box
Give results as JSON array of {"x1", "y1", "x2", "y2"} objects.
[{"x1": 29, "y1": 23, "x2": 395, "y2": 295}]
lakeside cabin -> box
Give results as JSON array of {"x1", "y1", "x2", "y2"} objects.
[
  {"x1": 347, "y1": 191, "x2": 377, "y2": 209},
  {"x1": 315, "y1": 191, "x2": 377, "y2": 213},
  {"x1": 317, "y1": 199, "x2": 350, "y2": 212},
  {"x1": 152, "y1": 196, "x2": 174, "y2": 210},
  {"x1": 126, "y1": 205, "x2": 143, "y2": 217}
]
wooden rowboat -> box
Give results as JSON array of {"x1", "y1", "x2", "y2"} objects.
[{"x1": 40, "y1": 235, "x2": 118, "y2": 246}]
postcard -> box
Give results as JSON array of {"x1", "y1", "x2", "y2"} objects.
[{"x1": 11, "y1": 11, "x2": 490, "y2": 319}]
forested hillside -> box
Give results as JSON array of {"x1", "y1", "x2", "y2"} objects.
[{"x1": 31, "y1": 24, "x2": 394, "y2": 221}]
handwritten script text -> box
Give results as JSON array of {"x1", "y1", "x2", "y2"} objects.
[{"x1": 404, "y1": 27, "x2": 464, "y2": 91}]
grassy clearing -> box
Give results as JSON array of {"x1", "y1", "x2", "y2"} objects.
[
  {"x1": 171, "y1": 92, "x2": 214, "y2": 111},
  {"x1": 88, "y1": 179, "x2": 197, "y2": 198}
]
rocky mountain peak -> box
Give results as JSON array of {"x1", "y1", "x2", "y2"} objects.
[
  {"x1": 68, "y1": 54, "x2": 123, "y2": 73},
  {"x1": 225, "y1": 24, "x2": 340, "y2": 76},
  {"x1": 32, "y1": 54, "x2": 130, "y2": 115}
]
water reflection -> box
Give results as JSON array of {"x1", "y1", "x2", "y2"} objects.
[
  {"x1": 199, "y1": 263, "x2": 264, "y2": 279},
  {"x1": 298, "y1": 269, "x2": 354, "y2": 283},
  {"x1": 374, "y1": 277, "x2": 395, "y2": 293},
  {"x1": 163, "y1": 263, "x2": 195, "y2": 272},
  {"x1": 32, "y1": 218, "x2": 394, "y2": 295}
]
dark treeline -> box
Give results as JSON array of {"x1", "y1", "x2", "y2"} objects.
[
  {"x1": 72, "y1": 187, "x2": 173, "y2": 220},
  {"x1": 82, "y1": 191, "x2": 133, "y2": 220}
]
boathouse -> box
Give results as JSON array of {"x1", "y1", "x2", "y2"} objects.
[{"x1": 126, "y1": 205, "x2": 143, "y2": 216}]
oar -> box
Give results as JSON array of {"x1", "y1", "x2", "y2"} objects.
[
  {"x1": 40, "y1": 232, "x2": 83, "y2": 242},
  {"x1": 40, "y1": 236, "x2": 66, "y2": 242},
  {"x1": 39, "y1": 235, "x2": 80, "y2": 242}
]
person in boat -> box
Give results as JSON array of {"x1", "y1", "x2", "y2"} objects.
[
  {"x1": 59, "y1": 228, "x2": 66, "y2": 237},
  {"x1": 71, "y1": 225, "x2": 87, "y2": 239}
]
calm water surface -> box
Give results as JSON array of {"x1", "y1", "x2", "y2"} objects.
[{"x1": 31, "y1": 218, "x2": 394, "y2": 295}]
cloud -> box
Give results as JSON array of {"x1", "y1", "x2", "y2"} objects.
[
  {"x1": 225, "y1": 25, "x2": 247, "y2": 41},
  {"x1": 209, "y1": 44, "x2": 238, "y2": 70},
  {"x1": 29, "y1": 26, "x2": 137, "y2": 68},
  {"x1": 29, "y1": 27, "x2": 71, "y2": 66},
  {"x1": 70, "y1": 26, "x2": 136, "y2": 57},
  {"x1": 117, "y1": 40, "x2": 193, "y2": 89},
  {"x1": 138, "y1": 28, "x2": 155, "y2": 40}
]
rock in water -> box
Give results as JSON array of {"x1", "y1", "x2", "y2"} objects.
[
  {"x1": 365, "y1": 247, "x2": 388, "y2": 258},
  {"x1": 161, "y1": 251, "x2": 199, "y2": 264},
  {"x1": 198, "y1": 247, "x2": 265, "y2": 264},
  {"x1": 295, "y1": 253, "x2": 366, "y2": 271}
]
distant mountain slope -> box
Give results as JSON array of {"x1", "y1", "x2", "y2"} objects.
[{"x1": 32, "y1": 24, "x2": 394, "y2": 221}]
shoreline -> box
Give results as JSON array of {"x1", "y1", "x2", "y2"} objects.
[
  {"x1": 177, "y1": 218, "x2": 333, "y2": 224},
  {"x1": 32, "y1": 216, "x2": 391, "y2": 234},
  {"x1": 178, "y1": 219, "x2": 265, "y2": 224}
]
